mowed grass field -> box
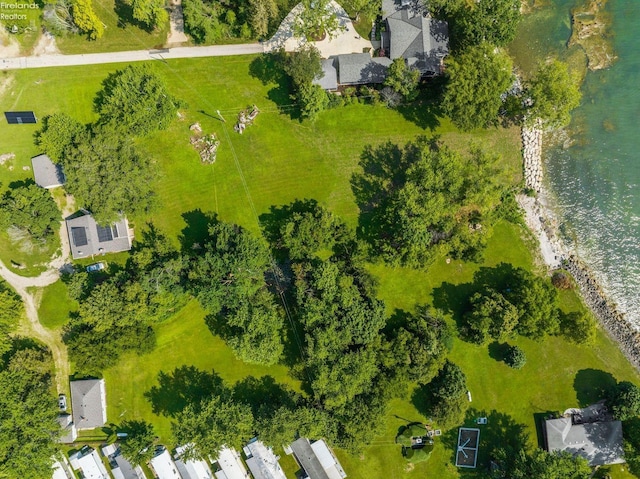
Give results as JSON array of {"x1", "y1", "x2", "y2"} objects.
[{"x1": 0, "y1": 56, "x2": 635, "y2": 478}]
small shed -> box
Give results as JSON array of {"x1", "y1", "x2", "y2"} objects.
[{"x1": 31, "y1": 154, "x2": 65, "y2": 189}]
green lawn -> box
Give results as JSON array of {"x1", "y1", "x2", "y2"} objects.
[
  {"x1": 1, "y1": 56, "x2": 639, "y2": 479},
  {"x1": 55, "y1": 0, "x2": 169, "y2": 54},
  {"x1": 38, "y1": 280, "x2": 78, "y2": 330}
]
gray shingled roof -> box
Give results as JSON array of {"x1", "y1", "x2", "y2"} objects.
[
  {"x1": 66, "y1": 211, "x2": 132, "y2": 260},
  {"x1": 57, "y1": 413, "x2": 77, "y2": 443},
  {"x1": 336, "y1": 53, "x2": 391, "y2": 85},
  {"x1": 290, "y1": 438, "x2": 331, "y2": 479},
  {"x1": 382, "y1": 0, "x2": 448, "y2": 74},
  {"x1": 70, "y1": 379, "x2": 107, "y2": 430},
  {"x1": 545, "y1": 417, "x2": 624, "y2": 466},
  {"x1": 31, "y1": 154, "x2": 65, "y2": 189},
  {"x1": 314, "y1": 58, "x2": 338, "y2": 91}
]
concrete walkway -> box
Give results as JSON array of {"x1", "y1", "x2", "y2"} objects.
[
  {"x1": 263, "y1": 0, "x2": 372, "y2": 56},
  {"x1": 167, "y1": 0, "x2": 189, "y2": 46},
  {"x1": 1, "y1": 43, "x2": 264, "y2": 70}
]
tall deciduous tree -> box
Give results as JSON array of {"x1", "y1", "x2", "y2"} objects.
[
  {"x1": 384, "y1": 58, "x2": 420, "y2": 102},
  {"x1": 0, "y1": 183, "x2": 60, "y2": 241},
  {"x1": 443, "y1": 43, "x2": 514, "y2": 131},
  {"x1": 507, "y1": 269, "x2": 559, "y2": 339},
  {"x1": 0, "y1": 283, "x2": 21, "y2": 356},
  {"x1": 424, "y1": 359, "x2": 469, "y2": 428},
  {"x1": 248, "y1": 0, "x2": 277, "y2": 38},
  {"x1": 119, "y1": 420, "x2": 157, "y2": 466},
  {"x1": 61, "y1": 126, "x2": 156, "y2": 224},
  {"x1": 129, "y1": 0, "x2": 168, "y2": 30},
  {"x1": 492, "y1": 449, "x2": 591, "y2": 479},
  {"x1": 525, "y1": 60, "x2": 582, "y2": 129},
  {"x1": 293, "y1": 0, "x2": 341, "y2": 40},
  {"x1": 607, "y1": 381, "x2": 640, "y2": 421},
  {"x1": 284, "y1": 44, "x2": 324, "y2": 89},
  {"x1": 95, "y1": 64, "x2": 181, "y2": 136},
  {"x1": 455, "y1": 0, "x2": 521, "y2": 48},
  {"x1": 172, "y1": 395, "x2": 254, "y2": 459},
  {"x1": 35, "y1": 113, "x2": 85, "y2": 163},
  {"x1": 0, "y1": 346, "x2": 59, "y2": 479},
  {"x1": 463, "y1": 289, "x2": 519, "y2": 344},
  {"x1": 72, "y1": 0, "x2": 104, "y2": 39},
  {"x1": 343, "y1": 0, "x2": 379, "y2": 22}
]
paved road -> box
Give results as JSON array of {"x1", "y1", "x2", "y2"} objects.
[{"x1": 1, "y1": 43, "x2": 264, "y2": 70}]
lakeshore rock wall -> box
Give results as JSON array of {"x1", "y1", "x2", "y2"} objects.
[
  {"x1": 563, "y1": 256, "x2": 640, "y2": 371},
  {"x1": 522, "y1": 124, "x2": 543, "y2": 192}
]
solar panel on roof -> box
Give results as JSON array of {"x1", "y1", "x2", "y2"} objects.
[
  {"x1": 4, "y1": 111, "x2": 37, "y2": 124},
  {"x1": 71, "y1": 227, "x2": 88, "y2": 247},
  {"x1": 96, "y1": 224, "x2": 114, "y2": 243}
]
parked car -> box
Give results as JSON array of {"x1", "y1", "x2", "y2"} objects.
[
  {"x1": 86, "y1": 262, "x2": 106, "y2": 273},
  {"x1": 58, "y1": 394, "x2": 67, "y2": 411}
]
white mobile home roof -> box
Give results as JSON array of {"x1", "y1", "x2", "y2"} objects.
[
  {"x1": 214, "y1": 447, "x2": 249, "y2": 479},
  {"x1": 76, "y1": 450, "x2": 110, "y2": 479},
  {"x1": 150, "y1": 450, "x2": 183, "y2": 479},
  {"x1": 244, "y1": 440, "x2": 286, "y2": 479}
]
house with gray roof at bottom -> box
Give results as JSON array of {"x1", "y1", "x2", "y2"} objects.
[
  {"x1": 382, "y1": 0, "x2": 449, "y2": 76},
  {"x1": 69, "y1": 447, "x2": 110, "y2": 479},
  {"x1": 288, "y1": 438, "x2": 346, "y2": 479},
  {"x1": 102, "y1": 443, "x2": 147, "y2": 479},
  {"x1": 174, "y1": 444, "x2": 213, "y2": 479},
  {"x1": 31, "y1": 154, "x2": 65, "y2": 189},
  {"x1": 66, "y1": 210, "x2": 133, "y2": 259},
  {"x1": 70, "y1": 378, "x2": 107, "y2": 430},
  {"x1": 544, "y1": 403, "x2": 625, "y2": 466},
  {"x1": 243, "y1": 438, "x2": 287, "y2": 479}
]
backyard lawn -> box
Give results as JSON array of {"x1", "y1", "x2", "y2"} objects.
[{"x1": 3, "y1": 55, "x2": 636, "y2": 479}]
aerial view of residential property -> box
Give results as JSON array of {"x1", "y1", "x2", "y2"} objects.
[{"x1": 2, "y1": 0, "x2": 640, "y2": 478}]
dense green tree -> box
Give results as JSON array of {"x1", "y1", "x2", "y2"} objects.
[
  {"x1": 560, "y1": 311, "x2": 596, "y2": 345},
  {"x1": 293, "y1": 0, "x2": 341, "y2": 40},
  {"x1": 0, "y1": 183, "x2": 60, "y2": 241},
  {"x1": 35, "y1": 113, "x2": 85, "y2": 163},
  {"x1": 61, "y1": 126, "x2": 156, "y2": 224},
  {"x1": 172, "y1": 395, "x2": 254, "y2": 459},
  {"x1": 297, "y1": 83, "x2": 329, "y2": 121},
  {"x1": 343, "y1": 0, "x2": 379, "y2": 22},
  {"x1": 285, "y1": 44, "x2": 324, "y2": 89},
  {"x1": 507, "y1": 269, "x2": 559, "y2": 338},
  {"x1": 443, "y1": 44, "x2": 514, "y2": 131},
  {"x1": 384, "y1": 58, "x2": 420, "y2": 102},
  {"x1": 128, "y1": 0, "x2": 168, "y2": 29},
  {"x1": 608, "y1": 381, "x2": 640, "y2": 421},
  {"x1": 119, "y1": 420, "x2": 157, "y2": 466},
  {"x1": 424, "y1": 360, "x2": 469, "y2": 428},
  {"x1": 259, "y1": 405, "x2": 333, "y2": 448},
  {"x1": 353, "y1": 136, "x2": 503, "y2": 267},
  {"x1": 0, "y1": 284, "x2": 22, "y2": 356},
  {"x1": 504, "y1": 344, "x2": 526, "y2": 369},
  {"x1": 455, "y1": 0, "x2": 520, "y2": 48},
  {"x1": 188, "y1": 221, "x2": 284, "y2": 365},
  {"x1": 182, "y1": 0, "x2": 226, "y2": 43},
  {"x1": 525, "y1": 60, "x2": 582, "y2": 129},
  {"x1": 463, "y1": 289, "x2": 519, "y2": 344},
  {"x1": 248, "y1": 0, "x2": 277, "y2": 38},
  {"x1": 72, "y1": 0, "x2": 104, "y2": 39},
  {"x1": 492, "y1": 449, "x2": 591, "y2": 479},
  {"x1": 95, "y1": 64, "x2": 181, "y2": 136},
  {"x1": 0, "y1": 346, "x2": 59, "y2": 479}
]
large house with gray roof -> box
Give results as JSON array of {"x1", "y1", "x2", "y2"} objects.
[
  {"x1": 66, "y1": 210, "x2": 133, "y2": 260},
  {"x1": 315, "y1": 0, "x2": 448, "y2": 90},
  {"x1": 543, "y1": 404, "x2": 625, "y2": 466},
  {"x1": 70, "y1": 378, "x2": 107, "y2": 430}
]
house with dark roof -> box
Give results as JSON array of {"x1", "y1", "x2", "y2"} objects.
[
  {"x1": 288, "y1": 438, "x2": 346, "y2": 479},
  {"x1": 544, "y1": 404, "x2": 625, "y2": 466},
  {"x1": 65, "y1": 210, "x2": 133, "y2": 260},
  {"x1": 314, "y1": 53, "x2": 392, "y2": 90},
  {"x1": 382, "y1": 0, "x2": 449, "y2": 76},
  {"x1": 31, "y1": 154, "x2": 65, "y2": 189},
  {"x1": 102, "y1": 444, "x2": 147, "y2": 479},
  {"x1": 70, "y1": 379, "x2": 107, "y2": 430}
]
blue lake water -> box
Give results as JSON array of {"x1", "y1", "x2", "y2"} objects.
[{"x1": 513, "y1": 1, "x2": 640, "y2": 324}]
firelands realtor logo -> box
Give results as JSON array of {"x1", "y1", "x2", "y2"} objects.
[{"x1": 0, "y1": 2, "x2": 39, "y2": 21}]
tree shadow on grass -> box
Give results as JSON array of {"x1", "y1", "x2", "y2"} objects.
[
  {"x1": 488, "y1": 341, "x2": 510, "y2": 363},
  {"x1": 113, "y1": 0, "x2": 155, "y2": 32},
  {"x1": 179, "y1": 209, "x2": 218, "y2": 252},
  {"x1": 144, "y1": 366, "x2": 224, "y2": 417},
  {"x1": 232, "y1": 375, "x2": 297, "y2": 419},
  {"x1": 396, "y1": 94, "x2": 442, "y2": 131},
  {"x1": 573, "y1": 369, "x2": 617, "y2": 407},
  {"x1": 248, "y1": 53, "x2": 297, "y2": 118}
]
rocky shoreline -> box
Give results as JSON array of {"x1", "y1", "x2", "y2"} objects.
[
  {"x1": 519, "y1": 124, "x2": 640, "y2": 370},
  {"x1": 522, "y1": 123, "x2": 543, "y2": 192}
]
